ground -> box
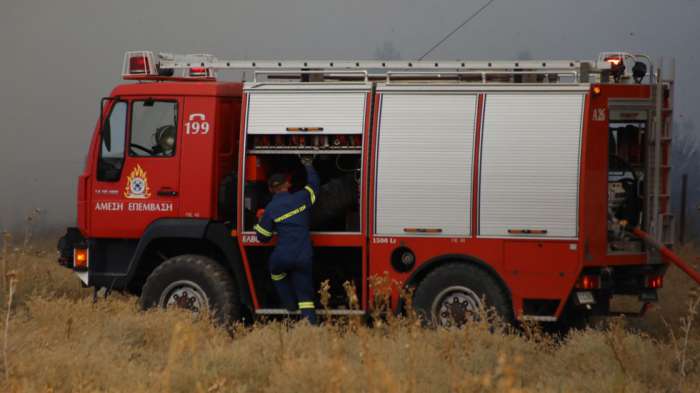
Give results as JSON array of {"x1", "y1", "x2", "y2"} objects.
[{"x1": 0, "y1": 235, "x2": 698, "y2": 393}]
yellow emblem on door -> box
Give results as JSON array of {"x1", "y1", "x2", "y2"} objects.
[{"x1": 124, "y1": 164, "x2": 151, "y2": 199}]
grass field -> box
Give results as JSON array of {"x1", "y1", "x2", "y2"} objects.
[{"x1": 0, "y1": 235, "x2": 698, "y2": 392}]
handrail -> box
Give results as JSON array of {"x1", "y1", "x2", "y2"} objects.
[
  {"x1": 253, "y1": 69, "x2": 369, "y2": 83},
  {"x1": 385, "y1": 70, "x2": 580, "y2": 84}
]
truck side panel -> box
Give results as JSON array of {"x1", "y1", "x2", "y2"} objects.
[{"x1": 368, "y1": 86, "x2": 588, "y2": 318}]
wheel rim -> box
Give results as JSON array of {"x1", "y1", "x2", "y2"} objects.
[
  {"x1": 431, "y1": 285, "x2": 483, "y2": 327},
  {"x1": 159, "y1": 280, "x2": 209, "y2": 313}
]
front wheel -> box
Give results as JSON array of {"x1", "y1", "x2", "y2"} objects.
[
  {"x1": 140, "y1": 254, "x2": 241, "y2": 325},
  {"x1": 413, "y1": 263, "x2": 513, "y2": 327}
]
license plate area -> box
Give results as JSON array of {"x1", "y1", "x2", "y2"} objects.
[{"x1": 575, "y1": 291, "x2": 595, "y2": 305}]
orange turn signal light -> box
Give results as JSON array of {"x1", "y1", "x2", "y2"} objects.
[
  {"x1": 74, "y1": 248, "x2": 89, "y2": 270},
  {"x1": 592, "y1": 86, "x2": 601, "y2": 95}
]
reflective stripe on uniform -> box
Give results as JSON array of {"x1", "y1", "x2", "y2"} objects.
[
  {"x1": 273, "y1": 204, "x2": 307, "y2": 223},
  {"x1": 254, "y1": 224, "x2": 272, "y2": 237},
  {"x1": 271, "y1": 272, "x2": 287, "y2": 281},
  {"x1": 298, "y1": 301, "x2": 315, "y2": 309},
  {"x1": 305, "y1": 186, "x2": 316, "y2": 205}
]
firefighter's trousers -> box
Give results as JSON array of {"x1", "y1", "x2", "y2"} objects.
[{"x1": 269, "y1": 255, "x2": 318, "y2": 325}]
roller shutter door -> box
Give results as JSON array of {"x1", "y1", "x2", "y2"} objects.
[
  {"x1": 246, "y1": 90, "x2": 367, "y2": 134},
  {"x1": 478, "y1": 93, "x2": 584, "y2": 238},
  {"x1": 375, "y1": 93, "x2": 477, "y2": 236}
]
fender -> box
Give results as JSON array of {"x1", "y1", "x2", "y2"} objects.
[
  {"x1": 398, "y1": 253, "x2": 512, "y2": 313},
  {"x1": 123, "y1": 218, "x2": 252, "y2": 307}
]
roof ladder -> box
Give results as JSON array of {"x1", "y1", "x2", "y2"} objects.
[{"x1": 156, "y1": 52, "x2": 595, "y2": 83}]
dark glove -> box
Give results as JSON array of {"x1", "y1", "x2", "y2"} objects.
[{"x1": 299, "y1": 155, "x2": 315, "y2": 166}]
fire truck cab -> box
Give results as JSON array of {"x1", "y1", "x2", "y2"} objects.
[{"x1": 58, "y1": 51, "x2": 675, "y2": 325}]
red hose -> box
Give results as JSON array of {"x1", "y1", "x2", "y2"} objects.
[{"x1": 632, "y1": 227, "x2": 700, "y2": 285}]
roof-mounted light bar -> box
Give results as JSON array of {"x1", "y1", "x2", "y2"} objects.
[
  {"x1": 595, "y1": 52, "x2": 654, "y2": 83},
  {"x1": 121, "y1": 51, "x2": 217, "y2": 81},
  {"x1": 122, "y1": 51, "x2": 157, "y2": 77},
  {"x1": 182, "y1": 53, "x2": 217, "y2": 78}
]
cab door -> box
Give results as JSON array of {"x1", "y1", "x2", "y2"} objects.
[{"x1": 90, "y1": 97, "x2": 182, "y2": 238}]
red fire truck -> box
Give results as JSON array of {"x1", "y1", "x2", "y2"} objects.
[{"x1": 58, "y1": 50, "x2": 676, "y2": 325}]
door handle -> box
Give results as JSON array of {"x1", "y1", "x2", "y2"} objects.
[
  {"x1": 403, "y1": 228, "x2": 442, "y2": 233},
  {"x1": 157, "y1": 188, "x2": 178, "y2": 197},
  {"x1": 507, "y1": 229, "x2": 548, "y2": 235},
  {"x1": 286, "y1": 127, "x2": 324, "y2": 132}
]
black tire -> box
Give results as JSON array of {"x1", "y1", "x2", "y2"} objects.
[
  {"x1": 140, "y1": 254, "x2": 241, "y2": 325},
  {"x1": 413, "y1": 263, "x2": 513, "y2": 327}
]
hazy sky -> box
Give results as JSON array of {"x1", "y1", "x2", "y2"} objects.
[{"x1": 1, "y1": 0, "x2": 699, "y2": 231}]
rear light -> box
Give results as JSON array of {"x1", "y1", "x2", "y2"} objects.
[
  {"x1": 576, "y1": 274, "x2": 601, "y2": 290},
  {"x1": 646, "y1": 275, "x2": 663, "y2": 289},
  {"x1": 73, "y1": 248, "x2": 89, "y2": 271}
]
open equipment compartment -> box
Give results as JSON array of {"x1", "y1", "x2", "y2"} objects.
[
  {"x1": 607, "y1": 115, "x2": 648, "y2": 253},
  {"x1": 243, "y1": 152, "x2": 362, "y2": 233},
  {"x1": 239, "y1": 82, "x2": 370, "y2": 310},
  {"x1": 241, "y1": 82, "x2": 369, "y2": 233}
]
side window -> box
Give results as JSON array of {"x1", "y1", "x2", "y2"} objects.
[
  {"x1": 97, "y1": 101, "x2": 127, "y2": 181},
  {"x1": 129, "y1": 100, "x2": 178, "y2": 157}
]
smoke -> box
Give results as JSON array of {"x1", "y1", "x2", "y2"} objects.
[
  {"x1": 374, "y1": 41, "x2": 402, "y2": 60},
  {"x1": 671, "y1": 119, "x2": 700, "y2": 240},
  {"x1": 1, "y1": 0, "x2": 699, "y2": 235}
]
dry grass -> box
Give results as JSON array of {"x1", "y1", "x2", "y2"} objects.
[{"x1": 0, "y1": 236, "x2": 698, "y2": 392}]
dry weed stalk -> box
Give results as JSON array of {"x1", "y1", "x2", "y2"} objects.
[
  {"x1": 342, "y1": 280, "x2": 359, "y2": 310},
  {"x1": 604, "y1": 317, "x2": 631, "y2": 392},
  {"x1": 519, "y1": 320, "x2": 542, "y2": 342},
  {"x1": 325, "y1": 332, "x2": 348, "y2": 393},
  {"x1": 0, "y1": 232, "x2": 10, "y2": 293},
  {"x1": 318, "y1": 279, "x2": 331, "y2": 324},
  {"x1": 399, "y1": 285, "x2": 417, "y2": 324},
  {"x1": 368, "y1": 273, "x2": 396, "y2": 326},
  {"x1": 343, "y1": 280, "x2": 362, "y2": 328},
  {"x1": 161, "y1": 321, "x2": 197, "y2": 393},
  {"x1": 491, "y1": 353, "x2": 525, "y2": 393},
  {"x1": 3, "y1": 271, "x2": 17, "y2": 382},
  {"x1": 203, "y1": 377, "x2": 227, "y2": 393},
  {"x1": 271, "y1": 320, "x2": 285, "y2": 367},
  {"x1": 22, "y1": 209, "x2": 42, "y2": 253},
  {"x1": 665, "y1": 289, "x2": 700, "y2": 381}
]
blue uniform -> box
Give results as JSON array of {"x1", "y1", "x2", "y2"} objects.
[{"x1": 254, "y1": 164, "x2": 320, "y2": 324}]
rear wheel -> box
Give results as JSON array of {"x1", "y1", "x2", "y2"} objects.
[
  {"x1": 413, "y1": 263, "x2": 513, "y2": 327},
  {"x1": 140, "y1": 254, "x2": 241, "y2": 324}
]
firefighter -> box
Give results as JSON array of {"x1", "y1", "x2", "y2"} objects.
[{"x1": 254, "y1": 156, "x2": 319, "y2": 324}]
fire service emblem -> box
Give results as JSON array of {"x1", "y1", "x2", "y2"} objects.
[{"x1": 124, "y1": 165, "x2": 151, "y2": 199}]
